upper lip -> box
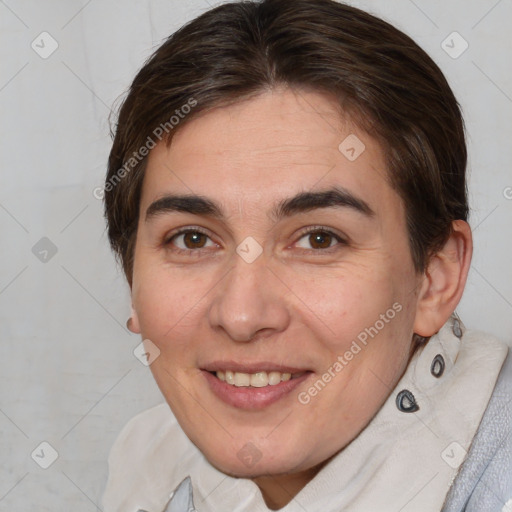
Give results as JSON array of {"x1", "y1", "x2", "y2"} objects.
[{"x1": 201, "y1": 360, "x2": 311, "y2": 374}]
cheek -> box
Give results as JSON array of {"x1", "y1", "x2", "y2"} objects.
[
  {"x1": 281, "y1": 262, "x2": 400, "y2": 349},
  {"x1": 132, "y1": 263, "x2": 198, "y2": 343}
]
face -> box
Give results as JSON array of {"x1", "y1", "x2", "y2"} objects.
[{"x1": 131, "y1": 87, "x2": 423, "y2": 479}]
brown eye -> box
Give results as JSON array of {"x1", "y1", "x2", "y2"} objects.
[
  {"x1": 182, "y1": 231, "x2": 208, "y2": 249},
  {"x1": 308, "y1": 231, "x2": 333, "y2": 249},
  {"x1": 295, "y1": 228, "x2": 346, "y2": 252},
  {"x1": 166, "y1": 229, "x2": 215, "y2": 252}
]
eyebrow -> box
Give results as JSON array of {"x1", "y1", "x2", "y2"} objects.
[{"x1": 145, "y1": 186, "x2": 375, "y2": 223}]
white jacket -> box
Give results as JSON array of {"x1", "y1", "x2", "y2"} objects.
[{"x1": 102, "y1": 316, "x2": 511, "y2": 512}]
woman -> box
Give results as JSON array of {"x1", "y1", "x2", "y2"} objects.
[{"x1": 101, "y1": 0, "x2": 512, "y2": 510}]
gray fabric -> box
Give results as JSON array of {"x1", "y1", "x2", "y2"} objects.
[
  {"x1": 442, "y1": 348, "x2": 512, "y2": 512},
  {"x1": 138, "y1": 476, "x2": 195, "y2": 512}
]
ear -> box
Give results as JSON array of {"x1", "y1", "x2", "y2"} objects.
[
  {"x1": 413, "y1": 220, "x2": 472, "y2": 337},
  {"x1": 127, "y1": 303, "x2": 141, "y2": 334}
]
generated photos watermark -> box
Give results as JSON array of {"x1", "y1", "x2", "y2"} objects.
[
  {"x1": 298, "y1": 302, "x2": 403, "y2": 405},
  {"x1": 93, "y1": 97, "x2": 197, "y2": 200}
]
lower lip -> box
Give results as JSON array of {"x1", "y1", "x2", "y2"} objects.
[{"x1": 202, "y1": 370, "x2": 312, "y2": 410}]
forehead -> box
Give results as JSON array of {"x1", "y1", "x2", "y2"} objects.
[{"x1": 140, "y1": 87, "x2": 400, "y2": 220}]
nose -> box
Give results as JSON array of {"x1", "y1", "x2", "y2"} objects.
[{"x1": 207, "y1": 251, "x2": 290, "y2": 343}]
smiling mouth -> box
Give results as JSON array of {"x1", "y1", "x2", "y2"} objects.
[
  {"x1": 209, "y1": 370, "x2": 308, "y2": 388},
  {"x1": 201, "y1": 365, "x2": 313, "y2": 409}
]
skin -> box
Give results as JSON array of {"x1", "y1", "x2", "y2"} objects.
[{"x1": 128, "y1": 86, "x2": 472, "y2": 509}]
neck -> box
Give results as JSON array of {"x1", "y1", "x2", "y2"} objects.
[{"x1": 252, "y1": 457, "x2": 333, "y2": 510}]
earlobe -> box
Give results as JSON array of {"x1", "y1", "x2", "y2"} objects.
[
  {"x1": 126, "y1": 304, "x2": 141, "y2": 334},
  {"x1": 413, "y1": 220, "x2": 473, "y2": 337}
]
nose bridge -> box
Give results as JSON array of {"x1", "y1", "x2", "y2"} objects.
[{"x1": 208, "y1": 249, "x2": 289, "y2": 342}]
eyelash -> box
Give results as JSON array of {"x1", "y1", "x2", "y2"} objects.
[{"x1": 164, "y1": 225, "x2": 347, "y2": 256}]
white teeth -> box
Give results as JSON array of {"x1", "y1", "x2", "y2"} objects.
[
  {"x1": 234, "y1": 372, "x2": 251, "y2": 387},
  {"x1": 250, "y1": 372, "x2": 268, "y2": 388},
  {"x1": 214, "y1": 370, "x2": 296, "y2": 387},
  {"x1": 268, "y1": 371, "x2": 282, "y2": 385}
]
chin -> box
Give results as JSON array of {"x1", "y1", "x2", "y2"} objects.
[{"x1": 202, "y1": 443, "x2": 308, "y2": 479}]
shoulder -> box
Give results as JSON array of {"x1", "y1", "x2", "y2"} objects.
[
  {"x1": 443, "y1": 343, "x2": 512, "y2": 512},
  {"x1": 106, "y1": 402, "x2": 177, "y2": 463},
  {"x1": 102, "y1": 402, "x2": 200, "y2": 512}
]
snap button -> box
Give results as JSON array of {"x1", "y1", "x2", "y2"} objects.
[
  {"x1": 396, "y1": 389, "x2": 419, "y2": 413},
  {"x1": 430, "y1": 354, "x2": 445, "y2": 378},
  {"x1": 452, "y1": 318, "x2": 462, "y2": 338}
]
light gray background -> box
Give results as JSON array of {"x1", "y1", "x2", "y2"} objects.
[{"x1": 1, "y1": 0, "x2": 511, "y2": 510}]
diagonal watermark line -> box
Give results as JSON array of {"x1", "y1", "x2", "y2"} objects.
[
  {"x1": 0, "y1": 266, "x2": 28, "y2": 296},
  {"x1": 267, "y1": 479, "x2": 309, "y2": 512},
  {"x1": 61, "y1": 369, "x2": 131, "y2": 439},
  {"x1": 472, "y1": 266, "x2": 512, "y2": 310},
  {"x1": 472, "y1": 0, "x2": 503, "y2": 29},
  {"x1": 408, "y1": 0, "x2": 439, "y2": 28},
  {"x1": 61, "y1": 0, "x2": 93, "y2": 29},
  {"x1": 294, "y1": 89, "x2": 340, "y2": 135},
  {"x1": 472, "y1": 204, "x2": 499, "y2": 232},
  {"x1": 305, "y1": 160, "x2": 388, "y2": 206},
  {"x1": 265, "y1": 265, "x2": 336, "y2": 336},
  {"x1": 300, "y1": 164, "x2": 337, "y2": 196},
  {"x1": 159, "y1": 159, "x2": 196, "y2": 195},
  {"x1": 61, "y1": 265, "x2": 128, "y2": 333},
  {"x1": 0, "y1": 203, "x2": 29, "y2": 233},
  {"x1": 265, "y1": 410, "x2": 292, "y2": 439},
  {"x1": 0, "y1": 62, "x2": 29, "y2": 93},
  {"x1": 0, "y1": 407, "x2": 29, "y2": 438},
  {"x1": 60, "y1": 204, "x2": 89, "y2": 233},
  {"x1": 161, "y1": 366, "x2": 234, "y2": 439},
  {"x1": 398, "y1": 472, "x2": 439, "y2": 511},
  {"x1": 198, "y1": 475, "x2": 230, "y2": 504},
  {"x1": 205, "y1": 0, "x2": 231, "y2": 7},
  {"x1": 0, "y1": 0, "x2": 29, "y2": 28},
  {"x1": 472, "y1": 61, "x2": 512, "y2": 104},
  {"x1": 61, "y1": 61, "x2": 112, "y2": 112},
  {"x1": 62, "y1": 471, "x2": 103, "y2": 511},
  {"x1": 0, "y1": 472, "x2": 29, "y2": 503}
]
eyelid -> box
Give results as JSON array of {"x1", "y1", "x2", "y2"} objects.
[
  {"x1": 163, "y1": 226, "x2": 219, "y2": 255},
  {"x1": 295, "y1": 225, "x2": 347, "y2": 240},
  {"x1": 292, "y1": 225, "x2": 348, "y2": 251},
  {"x1": 163, "y1": 224, "x2": 348, "y2": 254},
  {"x1": 164, "y1": 225, "x2": 213, "y2": 245}
]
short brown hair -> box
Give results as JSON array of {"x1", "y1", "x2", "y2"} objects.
[{"x1": 104, "y1": 0, "x2": 468, "y2": 287}]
